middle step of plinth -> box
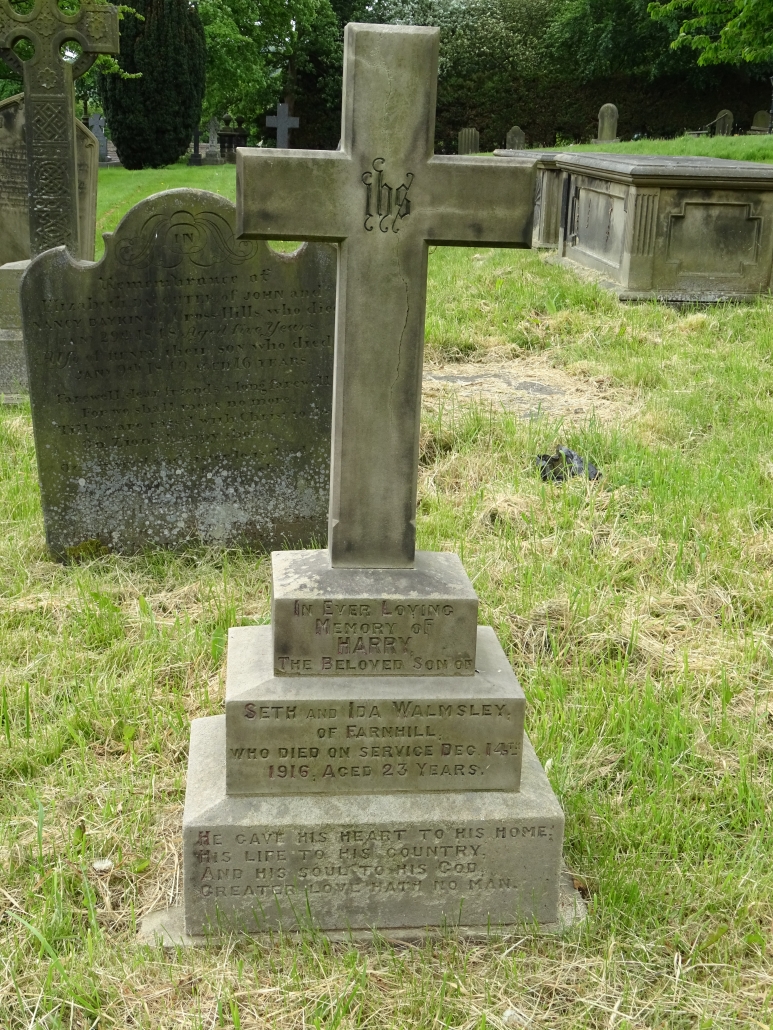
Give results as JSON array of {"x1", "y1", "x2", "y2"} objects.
[{"x1": 226, "y1": 625, "x2": 525, "y2": 796}]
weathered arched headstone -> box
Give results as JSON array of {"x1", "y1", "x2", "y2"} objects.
[
  {"x1": 21, "y1": 189, "x2": 336, "y2": 557},
  {"x1": 458, "y1": 126, "x2": 480, "y2": 154},
  {"x1": 595, "y1": 103, "x2": 618, "y2": 142},
  {"x1": 506, "y1": 125, "x2": 525, "y2": 150},
  {"x1": 715, "y1": 109, "x2": 733, "y2": 136}
]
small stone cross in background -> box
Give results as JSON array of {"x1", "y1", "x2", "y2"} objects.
[
  {"x1": 266, "y1": 102, "x2": 299, "y2": 149},
  {"x1": 0, "y1": 0, "x2": 119, "y2": 255},
  {"x1": 88, "y1": 111, "x2": 107, "y2": 162},
  {"x1": 239, "y1": 24, "x2": 537, "y2": 568}
]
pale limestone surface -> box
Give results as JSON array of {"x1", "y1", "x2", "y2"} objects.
[
  {"x1": 0, "y1": 261, "x2": 28, "y2": 394},
  {"x1": 183, "y1": 715, "x2": 563, "y2": 934},
  {"x1": 21, "y1": 189, "x2": 336, "y2": 556},
  {"x1": 271, "y1": 550, "x2": 478, "y2": 676},
  {"x1": 181, "y1": 24, "x2": 564, "y2": 938},
  {"x1": 237, "y1": 24, "x2": 537, "y2": 568},
  {"x1": 555, "y1": 151, "x2": 773, "y2": 301},
  {"x1": 224, "y1": 626, "x2": 525, "y2": 795}
]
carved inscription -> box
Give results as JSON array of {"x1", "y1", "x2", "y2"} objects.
[
  {"x1": 21, "y1": 192, "x2": 336, "y2": 555},
  {"x1": 188, "y1": 820, "x2": 559, "y2": 906},
  {"x1": 362, "y1": 158, "x2": 414, "y2": 232},
  {"x1": 225, "y1": 695, "x2": 524, "y2": 794},
  {"x1": 274, "y1": 597, "x2": 478, "y2": 677}
]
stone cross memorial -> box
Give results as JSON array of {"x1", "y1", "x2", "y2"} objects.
[
  {"x1": 204, "y1": 116, "x2": 223, "y2": 165},
  {"x1": 0, "y1": 0, "x2": 119, "y2": 257},
  {"x1": 21, "y1": 190, "x2": 336, "y2": 556},
  {"x1": 180, "y1": 24, "x2": 566, "y2": 936},
  {"x1": 88, "y1": 111, "x2": 108, "y2": 162},
  {"x1": 0, "y1": 93, "x2": 98, "y2": 265},
  {"x1": 266, "y1": 102, "x2": 299, "y2": 149},
  {"x1": 0, "y1": 92, "x2": 98, "y2": 395}
]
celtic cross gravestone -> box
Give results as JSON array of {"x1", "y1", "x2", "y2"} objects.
[
  {"x1": 0, "y1": 0, "x2": 119, "y2": 256},
  {"x1": 266, "y1": 102, "x2": 298, "y2": 149}
]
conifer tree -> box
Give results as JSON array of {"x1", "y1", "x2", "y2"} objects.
[{"x1": 98, "y1": 0, "x2": 206, "y2": 169}]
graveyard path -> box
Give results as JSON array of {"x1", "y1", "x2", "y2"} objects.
[{"x1": 422, "y1": 352, "x2": 639, "y2": 424}]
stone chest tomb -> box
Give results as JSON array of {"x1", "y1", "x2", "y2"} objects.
[
  {"x1": 555, "y1": 152, "x2": 773, "y2": 301},
  {"x1": 178, "y1": 23, "x2": 569, "y2": 937},
  {"x1": 21, "y1": 189, "x2": 336, "y2": 555}
]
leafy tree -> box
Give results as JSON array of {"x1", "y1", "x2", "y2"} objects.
[
  {"x1": 0, "y1": 61, "x2": 21, "y2": 103},
  {"x1": 198, "y1": 0, "x2": 340, "y2": 132},
  {"x1": 545, "y1": 0, "x2": 689, "y2": 80},
  {"x1": 98, "y1": 0, "x2": 206, "y2": 168},
  {"x1": 649, "y1": 0, "x2": 773, "y2": 67}
]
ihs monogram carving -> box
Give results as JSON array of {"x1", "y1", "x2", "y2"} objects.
[{"x1": 362, "y1": 158, "x2": 414, "y2": 233}]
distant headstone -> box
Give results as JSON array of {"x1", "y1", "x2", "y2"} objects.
[
  {"x1": 266, "y1": 102, "x2": 299, "y2": 149},
  {"x1": 204, "y1": 116, "x2": 223, "y2": 165},
  {"x1": 458, "y1": 126, "x2": 480, "y2": 154},
  {"x1": 715, "y1": 109, "x2": 733, "y2": 136},
  {"x1": 595, "y1": 103, "x2": 618, "y2": 142},
  {"x1": 506, "y1": 125, "x2": 525, "y2": 150},
  {"x1": 88, "y1": 113, "x2": 108, "y2": 163},
  {"x1": 749, "y1": 110, "x2": 770, "y2": 135},
  {"x1": 188, "y1": 124, "x2": 202, "y2": 166},
  {"x1": 21, "y1": 190, "x2": 336, "y2": 557},
  {"x1": 0, "y1": 94, "x2": 98, "y2": 264}
]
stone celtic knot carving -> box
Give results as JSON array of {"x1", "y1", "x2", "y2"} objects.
[
  {"x1": 116, "y1": 210, "x2": 259, "y2": 268},
  {"x1": 362, "y1": 158, "x2": 414, "y2": 233},
  {"x1": 33, "y1": 100, "x2": 67, "y2": 141}
]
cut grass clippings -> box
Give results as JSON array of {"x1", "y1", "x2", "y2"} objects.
[{"x1": 2, "y1": 177, "x2": 773, "y2": 1026}]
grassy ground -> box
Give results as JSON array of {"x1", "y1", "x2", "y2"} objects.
[
  {"x1": 3, "y1": 170, "x2": 773, "y2": 1027},
  {"x1": 551, "y1": 135, "x2": 773, "y2": 162}
]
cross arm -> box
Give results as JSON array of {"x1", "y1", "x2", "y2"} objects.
[
  {"x1": 236, "y1": 148, "x2": 352, "y2": 242},
  {"x1": 420, "y1": 155, "x2": 538, "y2": 246}
]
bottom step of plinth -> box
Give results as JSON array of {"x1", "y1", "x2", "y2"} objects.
[{"x1": 183, "y1": 715, "x2": 566, "y2": 936}]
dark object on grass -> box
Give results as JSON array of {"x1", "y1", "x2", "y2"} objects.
[{"x1": 536, "y1": 447, "x2": 601, "y2": 482}]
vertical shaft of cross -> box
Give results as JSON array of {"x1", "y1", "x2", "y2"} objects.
[
  {"x1": 327, "y1": 27, "x2": 436, "y2": 568},
  {"x1": 0, "y1": 0, "x2": 119, "y2": 255},
  {"x1": 237, "y1": 24, "x2": 537, "y2": 569}
]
